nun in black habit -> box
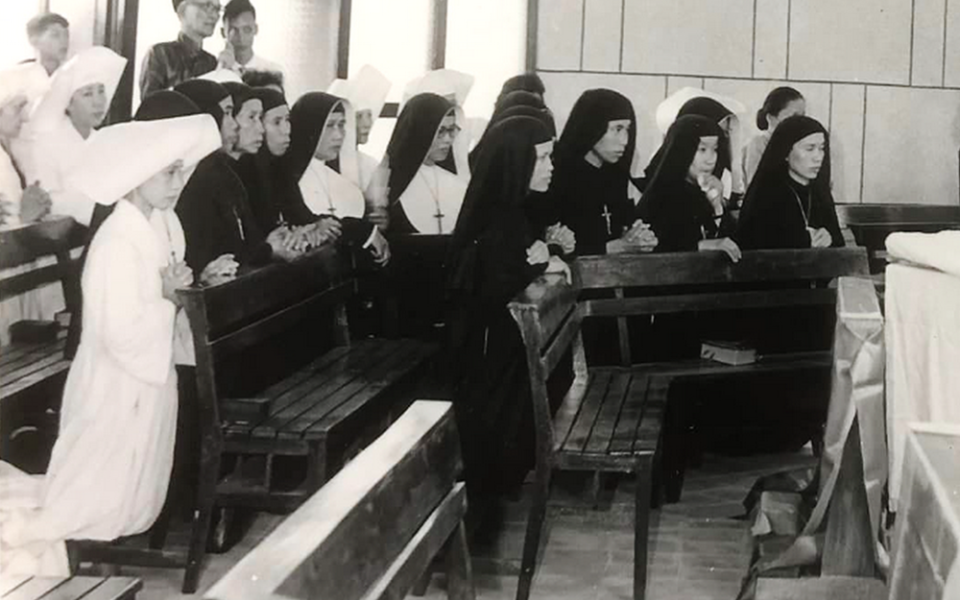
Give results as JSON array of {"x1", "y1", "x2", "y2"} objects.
[
  {"x1": 553, "y1": 89, "x2": 644, "y2": 255},
  {"x1": 174, "y1": 79, "x2": 272, "y2": 284},
  {"x1": 737, "y1": 115, "x2": 843, "y2": 250},
  {"x1": 469, "y1": 90, "x2": 549, "y2": 169},
  {"x1": 286, "y1": 91, "x2": 389, "y2": 261},
  {"x1": 637, "y1": 114, "x2": 740, "y2": 260},
  {"x1": 447, "y1": 114, "x2": 566, "y2": 502}
]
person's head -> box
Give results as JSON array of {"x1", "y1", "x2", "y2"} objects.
[
  {"x1": 175, "y1": 79, "x2": 238, "y2": 152},
  {"x1": 313, "y1": 103, "x2": 346, "y2": 161},
  {"x1": 66, "y1": 83, "x2": 108, "y2": 132},
  {"x1": 497, "y1": 73, "x2": 546, "y2": 104},
  {"x1": 174, "y1": 0, "x2": 221, "y2": 39},
  {"x1": 134, "y1": 159, "x2": 189, "y2": 211},
  {"x1": 556, "y1": 88, "x2": 636, "y2": 172},
  {"x1": 757, "y1": 87, "x2": 805, "y2": 131},
  {"x1": 0, "y1": 95, "x2": 29, "y2": 140},
  {"x1": 222, "y1": 0, "x2": 258, "y2": 51},
  {"x1": 752, "y1": 115, "x2": 829, "y2": 187},
  {"x1": 451, "y1": 115, "x2": 554, "y2": 263},
  {"x1": 223, "y1": 82, "x2": 263, "y2": 155},
  {"x1": 355, "y1": 109, "x2": 374, "y2": 145},
  {"x1": 675, "y1": 96, "x2": 737, "y2": 174},
  {"x1": 242, "y1": 69, "x2": 284, "y2": 94},
  {"x1": 646, "y1": 115, "x2": 723, "y2": 190},
  {"x1": 253, "y1": 88, "x2": 290, "y2": 156},
  {"x1": 424, "y1": 109, "x2": 459, "y2": 166},
  {"x1": 26, "y1": 13, "x2": 70, "y2": 67}
]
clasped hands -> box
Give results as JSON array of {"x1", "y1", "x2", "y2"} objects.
[
  {"x1": 527, "y1": 239, "x2": 571, "y2": 284},
  {"x1": 606, "y1": 219, "x2": 659, "y2": 254},
  {"x1": 161, "y1": 261, "x2": 194, "y2": 305},
  {"x1": 0, "y1": 183, "x2": 53, "y2": 225}
]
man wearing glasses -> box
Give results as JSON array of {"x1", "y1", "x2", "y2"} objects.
[{"x1": 140, "y1": 0, "x2": 220, "y2": 97}]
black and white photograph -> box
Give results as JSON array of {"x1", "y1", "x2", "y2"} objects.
[{"x1": 0, "y1": 1, "x2": 958, "y2": 599}]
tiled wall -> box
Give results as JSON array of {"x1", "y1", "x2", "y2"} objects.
[{"x1": 537, "y1": 0, "x2": 960, "y2": 205}]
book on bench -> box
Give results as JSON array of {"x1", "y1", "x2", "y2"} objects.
[{"x1": 700, "y1": 340, "x2": 757, "y2": 366}]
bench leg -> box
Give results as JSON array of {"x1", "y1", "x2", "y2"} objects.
[
  {"x1": 634, "y1": 457, "x2": 653, "y2": 600},
  {"x1": 444, "y1": 521, "x2": 475, "y2": 600},
  {"x1": 516, "y1": 465, "x2": 551, "y2": 600},
  {"x1": 182, "y1": 446, "x2": 219, "y2": 594}
]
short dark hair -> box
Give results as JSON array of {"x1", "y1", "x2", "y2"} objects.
[
  {"x1": 26, "y1": 13, "x2": 69, "y2": 39},
  {"x1": 242, "y1": 69, "x2": 284, "y2": 91},
  {"x1": 224, "y1": 0, "x2": 256, "y2": 23}
]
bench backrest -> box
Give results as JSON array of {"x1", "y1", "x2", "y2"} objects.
[
  {"x1": 178, "y1": 246, "x2": 356, "y2": 445},
  {"x1": 204, "y1": 400, "x2": 463, "y2": 600},
  {"x1": 0, "y1": 218, "x2": 84, "y2": 308},
  {"x1": 508, "y1": 274, "x2": 587, "y2": 461}
]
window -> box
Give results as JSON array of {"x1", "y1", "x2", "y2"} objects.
[{"x1": 1, "y1": 0, "x2": 48, "y2": 66}]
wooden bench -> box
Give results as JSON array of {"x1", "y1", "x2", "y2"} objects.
[
  {"x1": 0, "y1": 576, "x2": 141, "y2": 600},
  {"x1": 509, "y1": 273, "x2": 661, "y2": 600},
  {"x1": 205, "y1": 400, "x2": 474, "y2": 600},
  {"x1": 576, "y1": 247, "x2": 870, "y2": 500},
  {"x1": 837, "y1": 203, "x2": 960, "y2": 273},
  {"x1": 0, "y1": 218, "x2": 83, "y2": 473},
  {"x1": 77, "y1": 246, "x2": 436, "y2": 593}
]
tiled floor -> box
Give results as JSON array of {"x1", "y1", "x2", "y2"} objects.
[{"x1": 126, "y1": 449, "x2": 816, "y2": 600}]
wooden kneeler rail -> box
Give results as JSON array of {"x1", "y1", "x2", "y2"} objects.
[{"x1": 205, "y1": 400, "x2": 475, "y2": 600}]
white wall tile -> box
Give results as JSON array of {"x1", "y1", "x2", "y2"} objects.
[
  {"x1": 830, "y1": 85, "x2": 866, "y2": 204},
  {"x1": 789, "y1": 0, "x2": 911, "y2": 84},
  {"x1": 862, "y1": 86, "x2": 960, "y2": 204},
  {"x1": 754, "y1": 0, "x2": 788, "y2": 79},
  {"x1": 582, "y1": 0, "x2": 623, "y2": 72},
  {"x1": 538, "y1": 0, "x2": 584, "y2": 71},
  {"x1": 913, "y1": 0, "x2": 947, "y2": 86},
  {"x1": 622, "y1": 0, "x2": 754, "y2": 77}
]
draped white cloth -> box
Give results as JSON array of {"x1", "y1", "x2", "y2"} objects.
[
  {"x1": 299, "y1": 157, "x2": 366, "y2": 220},
  {"x1": 886, "y1": 230, "x2": 960, "y2": 278},
  {"x1": 885, "y1": 260, "x2": 960, "y2": 509},
  {"x1": 0, "y1": 200, "x2": 178, "y2": 576}
]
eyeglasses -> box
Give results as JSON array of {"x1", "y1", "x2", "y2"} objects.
[
  {"x1": 188, "y1": 0, "x2": 223, "y2": 15},
  {"x1": 436, "y1": 125, "x2": 461, "y2": 140}
]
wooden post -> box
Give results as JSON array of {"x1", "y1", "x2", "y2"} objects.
[{"x1": 822, "y1": 418, "x2": 875, "y2": 577}]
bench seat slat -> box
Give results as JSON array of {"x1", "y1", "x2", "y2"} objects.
[
  {"x1": 555, "y1": 370, "x2": 608, "y2": 451},
  {"x1": 1, "y1": 346, "x2": 67, "y2": 387},
  {"x1": 580, "y1": 371, "x2": 631, "y2": 455},
  {"x1": 278, "y1": 340, "x2": 431, "y2": 440},
  {"x1": 79, "y1": 578, "x2": 142, "y2": 600},
  {"x1": 3, "y1": 578, "x2": 65, "y2": 600},
  {"x1": 608, "y1": 374, "x2": 651, "y2": 455},
  {"x1": 37, "y1": 577, "x2": 105, "y2": 600},
  {"x1": 249, "y1": 340, "x2": 415, "y2": 439},
  {"x1": 0, "y1": 339, "x2": 66, "y2": 384},
  {"x1": 0, "y1": 340, "x2": 50, "y2": 368},
  {"x1": 0, "y1": 576, "x2": 31, "y2": 596},
  {"x1": 0, "y1": 359, "x2": 70, "y2": 400},
  {"x1": 234, "y1": 342, "x2": 393, "y2": 438}
]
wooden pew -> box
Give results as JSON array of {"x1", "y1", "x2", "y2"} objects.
[
  {"x1": 0, "y1": 575, "x2": 141, "y2": 600},
  {"x1": 509, "y1": 273, "x2": 660, "y2": 600},
  {"x1": 576, "y1": 248, "x2": 870, "y2": 500},
  {"x1": 77, "y1": 246, "x2": 437, "y2": 593},
  {"x1": 0, "y1": 218, "x2": 83, "y2": 473},
  {"x1": 205, "y1": 400, "x2": 474, "y2": 600},
  {"x1": 836, "y1": 203, "x2": 960, "y2": 273}
]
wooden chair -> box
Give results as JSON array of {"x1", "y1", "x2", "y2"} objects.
[
  {"x1": 204, "y1": 400, "x2": 474, "y2": 600},
  {"x1": 76, "y1": 246, "x2": 436, "y2": 593},
  {"x1": 509, "y1": 273, "x2": 661, "y2": 600}
]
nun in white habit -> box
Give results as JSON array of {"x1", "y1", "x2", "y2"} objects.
[
  {"x1": 0, "y1": 66, "x2": 57, "y2": 345},
  {"x1": 23, "y1": 46, "x2": 126, "y2": 226},
  {"x1": 0, "y1": 113, "x2": 220, "y2": 577},
  {"x1": 327, "y1": 64, "x2": 391, "y2": 193}
]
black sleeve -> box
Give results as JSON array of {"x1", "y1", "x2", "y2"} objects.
[
  {"x1": 339, "y1": 216, "x2": 377, "y2": 247},
  {"x1": 814, "y1": 193, "x2": 845, "y2": 248},
  {"x1": 477, "y1": 212, "x2": 547, "y2": 307},
  {"x1": 177, "y1": 178, "x2": 224, "y2": 274}
]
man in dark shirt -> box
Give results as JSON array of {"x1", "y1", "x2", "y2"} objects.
[{"x1": 139, "y1": 0, "x2": 220, "y2": 96}]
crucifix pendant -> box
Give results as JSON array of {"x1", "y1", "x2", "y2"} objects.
[
  {"x1": 434, "y1": 209, "x2": 445, "y2": 234},
  {"x1": 602, "y1": 204, "x2": 613, "y2": 236}
]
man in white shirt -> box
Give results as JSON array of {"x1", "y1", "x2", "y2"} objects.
[
  {"x1": 22, "y1": 13, "x2": 70, "y2": 80},
  {"x1": 218, "y1": 0, "x2": 284, "y2": 80}
]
